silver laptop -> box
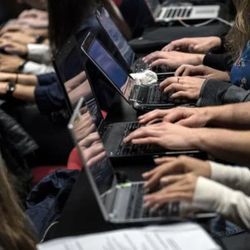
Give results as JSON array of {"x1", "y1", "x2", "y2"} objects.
[
  {"x1": 144, "y1": 0, "x2": 220, "y2": 23},
  {"x1": 68, "y1": 97, "x2": 182, "y2": 223}
]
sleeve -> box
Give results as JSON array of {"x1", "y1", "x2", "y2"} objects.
[
  {"x1": 210, "y1": 161, "x2": 250, "y2": 196},
  {"x1": 192, "y1": 177, "x2": 250, "y2": 229},
  {"x1": 37, "y1": 73, "x2": 58, "y2": 86},
  {"x1": 203, "y1": 53, "x2": 233, "y2": 71},
  {"x1": 21, "y1": 61, "x2": 54, "y2": 75},
  {"x1": 27, "y1": 44, "x2": 51, "y2": 64},
  {"x1": 197, "y1": 79, "x2": 250, "y2": 107},
  {"x1": 34, "y1": 82, "x2": 66, "y2": 114}
]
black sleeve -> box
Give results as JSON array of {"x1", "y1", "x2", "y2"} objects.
[
  {"x1": 203, "y1": 53, "x2": 234, "y2": 71},
  {"x1": 197, "y1": 79, "x2": 250, "y2": 107},
  {"x1": 35, "y1": 82, "x2": 66, "y2": 114}
]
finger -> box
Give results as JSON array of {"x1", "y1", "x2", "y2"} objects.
[
  {"x1": 170, "y1": 91, "x2": 195, "y2": 100},
  {"x1": 160, "y1": 175, "x2": 185, "y2": 187},
  {"x1": 138, "y1": 109, "x2": 167, "y2": 124},
  {"x1": 159, "y1": 77, "x2": 177, "y2": 91},
  {"x1": 154, "y1": 157, "x2": 177, "y2": 165},
  {"x1": 123, "y1": 126, "x2": 160, "y2": 143},
  {"x1": 163, "y1": 109, "x2": 186, "y2": 123},
  {"x1": 144, "y1": 191, "x2": 192, "y2": 208},
  {"x1": 131, "y1": 137, "x2": 159, "y2": 145},
  {"x1": 163, "y1": 83, "x2": 186, "y2": 94},
  {"x1": 143, "y1": 51, "x2": 166, "y2": 63},
  {"x1": 175, "y1": 65, "x2": 186, "y2": 76},
  {"x1": 149, "y1": 59, "x2": 171, "y2": 68}
]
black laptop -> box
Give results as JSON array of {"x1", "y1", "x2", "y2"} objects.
[{"x1": 81, "y1": 32, "x2": 192, "y2": 112}]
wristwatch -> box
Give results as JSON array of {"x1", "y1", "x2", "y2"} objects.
[{"x1": 6, "y1": 82, "x2": 16, "y2": 97}]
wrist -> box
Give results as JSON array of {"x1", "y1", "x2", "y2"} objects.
[{"x1": 196, "y1": 54, "x2": 205, "y2": 65}]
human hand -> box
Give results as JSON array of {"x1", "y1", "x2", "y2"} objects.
[
  {"x1": 143, "y1": 156, "x2": 211, "y2": 191},
  {"x1": 1, "y1": 31, "x2": 36, "y2": 45},
  {"x1": 0, "y1": 54, "x2": 25, "y2": 73},
  {"x1": 0, "y1": 39, "x2": 27, "y2": 56},
  {"x1": 15, "y1": 18, "x2": 48, "y2": 29},
  {"x1": 162, "y1": 36, "x2": 222, "y2": 53},
  {"x1": 0, "y1": 82, "x2": 8, "y2": 95},
  {"x1": 175, "y1": 64, "x2": 230, "y2": 81},
  {"x1": 18, "y1": 9, "x2": 48, "y2": 20},
  {"x1": 138, "y1": 107, "x2": 211, "y2": 128},
  {"x1": 142, "y1": 51, "x2": 204, "y2": 69},
  {"x1": 144, "y1": 173, "x2": 198, "y2": 209},
  {"x1": 123, "y1": 122, "x2": 197, "y2": 150},
  {"x1": 159, "y1": 76, "x2": 205, "y2": 100}
]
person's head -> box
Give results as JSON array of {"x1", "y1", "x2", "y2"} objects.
[
  {"x1": 16, "y1": 0, "x2": 46, "y2": 9},
  {"x1": 47, "y1": 0, "x2": 99, "y2": 54},
  {"x1": 0, "y1": 165, "x2": 37, "y2": 250},
  {"x1": 227, "y1": 0, "x2": 250, "y2": 59}
]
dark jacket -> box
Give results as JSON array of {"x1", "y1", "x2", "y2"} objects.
[
  {"x1": 0, "y1": 108, "x2": 38, "y2": 200},
  {"x1": 197, "y1": 80, "x2": 250, "y2": 107}
]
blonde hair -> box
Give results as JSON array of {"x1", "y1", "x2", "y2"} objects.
[
  {"x1": 0, "y1": 166, "x2": 37, "y2": 250},
  {"x1": 226, "y1": 0, "x2": 250, "y2": 59}
]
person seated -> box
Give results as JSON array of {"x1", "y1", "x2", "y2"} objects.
[
  {"x1": 124, "y1": 102, "x2": 250, "y2": 165},
  {"x1": 140, "y1": 1, "x2": 250, "y2": 106},
  {"x1": 142, "y1": 156, "x2": 250, "y2": 229}
]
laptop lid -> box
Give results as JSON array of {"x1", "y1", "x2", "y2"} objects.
[
  {"x1": 144, "y1": 0, "x2": 162, "y2": 20},
  {"x1": 96, "y1": 7, "x2": 135, "y2": 70},
  {"x1": 81, "y1": 32, "x2": 134, "y2": 103},
  {"x1": 68, "y1": 98, "x2": 118, "y2": 221},
  {"x1": 54, "y1": 35, "x2": 103, "y2": 125}
]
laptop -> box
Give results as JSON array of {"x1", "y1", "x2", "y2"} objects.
[
  {"x1": 53, "y1": 35, "x2": 102, "y2": 124},
  {"x1": 144, "y1": 0, "x2": 220, "y2": 23},
  {"x1": 81, "y1": 32, "x2": 192, "y2": 112},
  {"x1": 68, "y1": 98, "x2": 214, "y2": 223},
  {"x1": 95, "y1": 7, "x2": 173, "y2": 79}
]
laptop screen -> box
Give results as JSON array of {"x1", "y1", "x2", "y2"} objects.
[
  {"x1": 96, "y1": 8, "x2": 135, "y2": 68},
  {"x1": 68, "y1": 98, "x2": 115, "y2": 195},
  {"x1": 144, "y1": 0, "x2": 161, "y2": 17},
  {"x1": 54, "y1": 36, "x2": 103, "y2": 125},
  {"x1": 55, "y1": 38, "x2": 93, "y2": 108},
  {"x1": 88, "y1": 38, "x2": 129, "y2": 86}
]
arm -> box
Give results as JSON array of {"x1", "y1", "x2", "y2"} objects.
[
  {"x1": 210, "y1": 161, "x2": 250, "y2": 196},
  {"x1": 193, "y1": 177, "x2": 250, "y2": 229},
  {"x1": 193, "y1": 128, "x2": 250, "y2": 165},
  {"x1": 198, "y1": 79, "x2": 250, "y2": 109}
]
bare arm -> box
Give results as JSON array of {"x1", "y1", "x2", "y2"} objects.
[{"x1": 193, "y1": 128, "x2": 250, "y2": 165}]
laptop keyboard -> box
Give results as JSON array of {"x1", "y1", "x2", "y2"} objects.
[
  {"x1": 125, "y1": 183, "x2": 180, "y2": 219},
  {"x1": 147, "y1": 85, "x2": 170, "y2": 104},
  {"x1": 163, "y1": 7, "x2": 192, "y2": 19},
  {"x1": 115, "y1": 122, "x2": 163, "y2": 156}
]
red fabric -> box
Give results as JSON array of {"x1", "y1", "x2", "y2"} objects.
[
  {"x1": 67, "y1": 147, "x2": 82, "y2": 170},
  {"x1": 113, "y1": 0, "x2": 122, "y2": 6},
  {"x1": 31, "y1": 166, "x2": 64, "y2": 186}
]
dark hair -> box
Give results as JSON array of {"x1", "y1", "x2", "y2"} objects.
[
  {"x1": 0, "y1": 165, "x2": 37, "y2": 250},
  {"x1": 47, "y1": 0, "x2": 99, "y2": 55}
]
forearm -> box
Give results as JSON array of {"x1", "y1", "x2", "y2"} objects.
[
  {"x1": 200, "y1": 102, "x2": 250, "y2": 129},
  {"x1": 13, "y1": 84, "x2": 35, "y2": 102},
  {"x1": 193, "y1": 177, "x2": 250, "y2": 229},
  {"x1": 192, "y1": 128, "x2": 250, "y2": 165},
  {"x1": 210, "y1": 161, "x2": 250, "y2": 195}
]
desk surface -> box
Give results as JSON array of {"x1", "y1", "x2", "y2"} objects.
[{"x1": 47, "y1": 97, "x2": 250, "y2": 249}]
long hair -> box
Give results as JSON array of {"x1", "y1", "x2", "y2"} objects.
[
  {"x1": 0, "y1": 165, "x2": 37, "y2": 250},
  {"x1": 226, "y1": 0, "x2": 250, "y2": 59},
  {"x1": 47, "y1": 0, "x2": 98, "y2": 55}
]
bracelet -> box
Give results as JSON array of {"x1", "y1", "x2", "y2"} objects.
[{"x1": 6, "y1": 81, "x2": 16, "y2": 98}]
